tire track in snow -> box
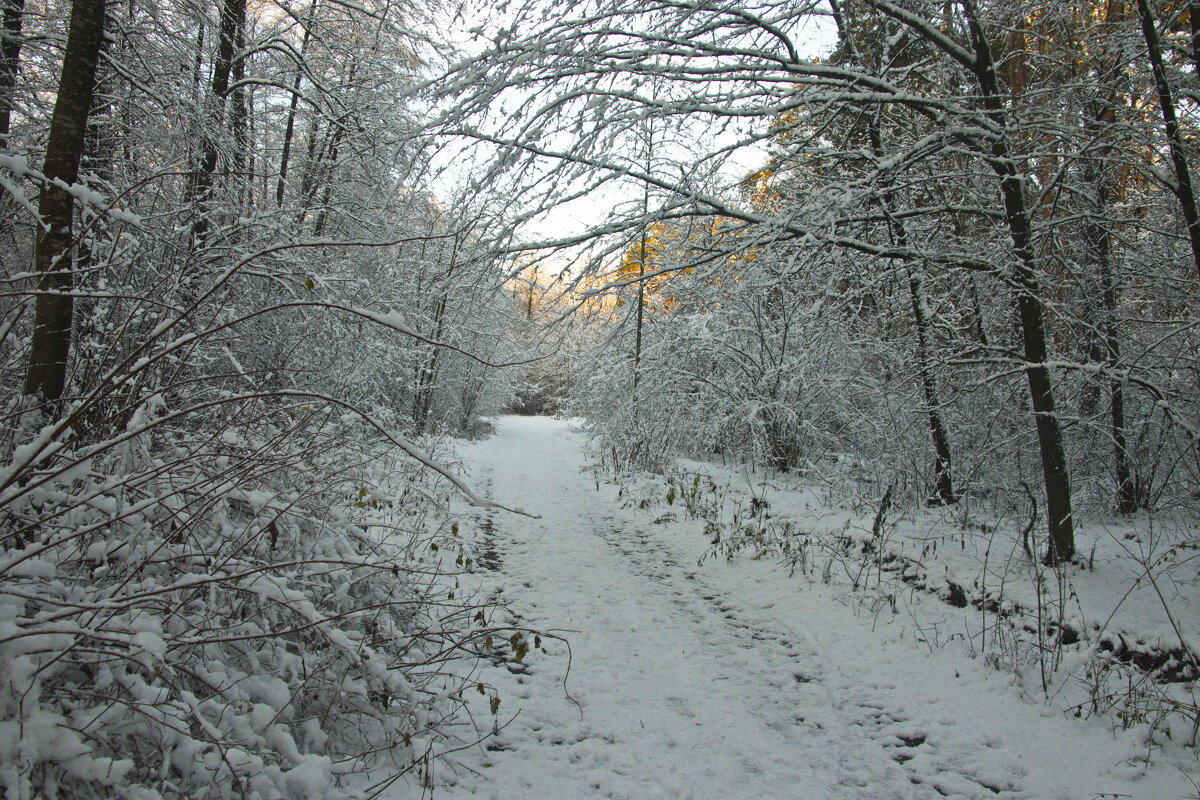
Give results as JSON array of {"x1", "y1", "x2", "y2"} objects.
[
  {"x1": 587, "y1": 515, "x2": 1025, "y2": 800},
  {"x1": 436, "y1": 418, "x2": 1039, "y2": 799}
]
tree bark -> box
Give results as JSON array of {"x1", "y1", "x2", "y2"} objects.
[
  {"x1": 968, "y1": 275, "x2": 989, "y2": 347},
  {"x1": 1083, "y1": 184, "x2": 1135, "y2": 512},
  {"x1": 229, "y1": 0, "x2": 247, "y2": 205},
  {"x1": 907, "y1": 273, "x2": 956, "y2": 505},
  {"x1": 23, "y1": 0, "x2": 107, "y2": 403},
  {"x1": 0, "y1": 0, "x2": 25, "y2": 144},
  {"x1": 632, "y1": 131, "x2": 652, "y2": 391},
  {"x1": 862, "y1": 91, "x2": 957, "y2": 505},
  {"x1": 276, "y1": 1, "x2": 317, "y2": 207},
  {"x1": 961, "y1": 2, "x2": 1075, "y2": 564},
  {"x1": 1083, "y1": 73, "x2": 1137, "y2": 513},
  {"x1": 1191, "y1": 0, "x2": 1200, "y2": 74},
  {"x1": 413, "y1": 237, "x2": 459, "y2": 431},
  {"x1": 310, "y1": 120, "x2": 343, "y2": 235},
  {"x1": 1137, "y1": 0, "x2": 1200, "y2": 280},
  {"x1": 293, "y1": 113, "x2": 321, "y2": 226},
  {"x1": 632, "y1": 228, "x2": 645, "y2": 389},
  {"x1": 189, "y1": 0, "x2": 244, "y2": 244}
]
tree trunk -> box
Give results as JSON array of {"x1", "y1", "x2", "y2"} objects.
[
  {"x1": 276, "y1": 71, "x2": 304, "y2": 206},
  {"x1": 1083, "y1": 86, "x2": 1137, "y2": 513},
  {"x1": 0, "y1": 0, "x2": 25, "y2": 144},
  {"x1": 526, "y1": 268, "x2": 535, "y2": 318},
  {"x1": 1190, "y1": 0, "x2": 1200, "y2": 75},
  {"x1": 908, "y1": 273, "x2": 956, "y2": 505},
  {"x1": 189, "y1": 0, "x2": 244, "y2": 244},
  {"x1": 413, "y1": 293, "x2": 446, "y2": 430},
  {"x1": 1082, "y1": 194, "x2": 1135, "y2": 513},
  {"x1": 310, "y1": 120, "x2": 342, "y2": 235},
  {"x1": 632, "y1": 230, "x2": 645, "y2": 390},
  {"x1": 632, "y1": 135, "x2": 651, "y2": 391},
  {"x1": 1137, "y1": 0, "x2": 1200, "y2": 280},
  {"x1": 276, "y1": 1, "x2": 317, "y2": 207},
  {"x1": 414, "y1": 244, "x2": 458, "y2": 431},
  {"x1": 962, "y1": 2, "x2": 1075, "y2": 564},
  {"x1": 191, "y1": 18, "x2": 204, "y2": 101},
  {"x1": 301, "y1": 62, "x2": 356, "y2": 233},
  {"x1": 229, "y1": 0, "x2": 247, "y2": 207},
  {"x1": 865, "y1": 102, "x2": 957, "y2": 506},
  {"x1": 83, "y1": 23, "x2": 114, "y2": 184},
  {"x1": 293, "y1": 113, "x2": 322, "y2": 225},
  {"x1": 968, "y1": 275, "x2": 989, "y2": 347},
  {"x1": 23, "y1": 0, "x2": 106, "y2": 404}
]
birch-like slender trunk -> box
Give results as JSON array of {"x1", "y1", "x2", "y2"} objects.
[{"x1": 962, "y1": 1, "x2": 1075, "y2": 564}]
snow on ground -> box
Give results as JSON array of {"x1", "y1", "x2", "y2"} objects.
[
  {"x1": 660, "y1": 453, "x2": 1200, "y2": 686},
  {"x1": 406, "y1": 416, "x2": 1197, "y2": 799}
]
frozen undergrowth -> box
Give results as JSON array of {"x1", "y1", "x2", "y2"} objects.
[
  {"x1": 590, "y1": 448, "x2": 1200, "y2": 755},
  {"x1": 0, "y1": 401, "x2": 503, "y2": 800}
]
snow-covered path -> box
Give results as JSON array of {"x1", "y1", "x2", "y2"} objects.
[{"x1": 430, "y1": 417, "x2": 1186, "y2": 800}]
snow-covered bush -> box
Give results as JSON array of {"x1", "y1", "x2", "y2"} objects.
[
  {"x1": 0, "y1": 393, "x2": 487, "y2": 800},
  {"x1": 569, "y1": 242, "x2": 904, "y2": 485}
]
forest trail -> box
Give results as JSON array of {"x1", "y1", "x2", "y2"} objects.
[{"x1": 427, "y1": 417, "x2": 1177, "y2": 800}]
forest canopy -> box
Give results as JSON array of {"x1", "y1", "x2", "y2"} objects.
[{"x1": 430, "y1": 0, "x2": 1200, "y2": 567}]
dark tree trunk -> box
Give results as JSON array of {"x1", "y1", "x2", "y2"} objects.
[
  {"x1": 1083, "y1": 88, "x2": 1137, "y2": 513},
  {"x1": 23, "y1": 0, "x2": 107, "y2": 403},
  {"x1": 0, "y1": 0, "x2": 25, "y2": 144},
  {"x1": 908, "y1": 273, "x2": 956, "y2": 505},
  {"x1": 189, "y1": 0, "x2": 243, "y2": 244},
  {"x1": 413, "y1": 239, "x2": 459, "y2": 431},
  {"x1": 864, "y1": 103, "x2": 957, "y2": 506},
  {"x1": 962, "y1": 2, "x2": 1075, "y2": 565},
  {"x1": 310, "y1": 120, "x2": 342, "y2": 235},
  {"x1": 293, "y1": 113, "x2": 322, "y2": 226},
  {"x1": 413, "y1": 294, "x2": 446, "y2": 430},
  {"x1": 229, "y1": 0, "x2": 247, "y2": 205},
  {"x1": 191, "y1": 18, "x2": 204, "y2": 100},
  {"x1": 1108, "y1": 356, "x2": 1135, "y2": 513},
  {"x1": 276, "y1": 2, "x2": 316, "y2": 207},
  {"x1": 632, "y1": 230, "x2": 645, "y2": 390},
  {"x1": 632, "y1": 139, "x2": 652, "y2": 392},
  {"x1": 1084, "y1": 199, "x2": 1135, "y2": 513},
  {"x1": 526, "y1": 267, "x2": 536, "y2": 318},
  {"x1": 83, "y1": 22, "x2": 114, "y2": 184},
  {"x1": 1137, "y1": 0, "x2": 1200, "y2": 280},
  {"x1": 1191, "y1": 0, "x2": 1200, "y2": 74},
  {"x1": 276, "y1": 71, "x2": 304, "y2": 206},
  {"x1": 968, "y1": 276, "x2": 989, "y2": 347},
  {"x1": 302, "y1": 63, "x2": 356, "y2": 233}
]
